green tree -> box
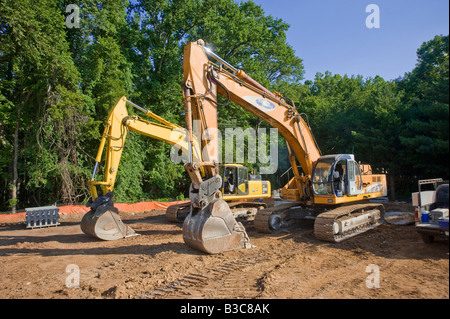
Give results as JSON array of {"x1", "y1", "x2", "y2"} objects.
[
  {"x1": 64, "y1": 0, "x2": 137, "y2": 203},
  {"x1": 0, "y1": 0, "x2": 314, "y2": 211},
  {"x1": 296, "y1": 72, "x2": 403, "y2": 197},
  {"x1": 122, "y1": 0, "x2": 305, "y2": 199},
  {"x1": 0, "y1": 0, "x2": 89, "y2": 210},
  {"x1": 397, "y1": 35, "x2": 449, "y2": 183}
]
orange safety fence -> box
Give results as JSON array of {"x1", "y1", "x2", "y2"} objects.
[{"x1": 0, "y1": 200, "x2": 190, "y2": 224}]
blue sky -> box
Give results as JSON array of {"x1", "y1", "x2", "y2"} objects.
[{"x1": 248, "y1": 0, "x2": 449, "y2": 81}]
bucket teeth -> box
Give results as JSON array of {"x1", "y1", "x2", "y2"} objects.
[{"x1": 182, "y1": 199, "x2": 251, "y2": 254}]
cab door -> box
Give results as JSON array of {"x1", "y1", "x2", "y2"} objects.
[
  {"x1": 221, "y1": 166, "x2": 237, "y2": 196},
  {"x1": 347, "y1": 160, "x2": 363, "y2": 195},
  {"x1": 237, "y1": 166, "x2": 249, "y2": 195}
]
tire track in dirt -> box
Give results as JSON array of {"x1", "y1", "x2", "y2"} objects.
[
  {"x1": 100, "y1": 236, "x2": 301, "y2": 299},
  {"x1": 133, "y1": 253, "x2": 272, "y2": 299},
  {"x1": 100, "y1": 223, "x2": 335, "y2": 299},
  {"x1": 252, "y1": 241, "x2": 402, "y2": 299}
]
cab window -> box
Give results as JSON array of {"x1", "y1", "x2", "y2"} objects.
[{"x1": 312, "y1": 159, "x2": 334, "y2": 195}]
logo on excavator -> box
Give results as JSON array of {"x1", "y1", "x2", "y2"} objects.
[{"x1": 244, "y1": 96, "x2": 276, "y2": 112}]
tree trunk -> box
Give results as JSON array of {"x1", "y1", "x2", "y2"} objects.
[
  {"x1": 10, "y1": 104, "x2": 21, "y2": 214},
  {"x1": 10, "y1": 91, "x2": 31, "y2": 213},
  {"x1": 389, "y1": 174, "x2": 396, "y2": 201}
]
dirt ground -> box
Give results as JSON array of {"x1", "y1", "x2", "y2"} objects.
[{"x1": 0, "y1": 202, "x2": 448, "y2": 300}]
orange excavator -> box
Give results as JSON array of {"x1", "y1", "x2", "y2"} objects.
[{"x1": 180, "y1": 40, "x2": 388, "y2": 254}]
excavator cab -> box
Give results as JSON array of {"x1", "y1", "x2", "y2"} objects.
[
  {"x1": 221, "y1": 165, "x2": 250, "y2": 196},
  {"x1": 220, "y1": 164, "x2": 270, "y2": 200},
  {"x1": 311, "y1": 154, "x2": 363, "y2": 200},
  {"x1": 236, "y1": 166, "x2": 250, "y2": 196}
]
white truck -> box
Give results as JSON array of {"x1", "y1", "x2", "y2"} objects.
[{"x1": 412, "y1": 178, "x2": 449, "y2": 243}]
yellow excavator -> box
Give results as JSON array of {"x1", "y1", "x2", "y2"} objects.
[
  {"x1": 180, "y1": 40, "x2": 388, "y2": 254},
  {"x1": 80, "y1": 97, "x2": 270, "y2": 240},
  {"x1": 167, "y1": 163, "x2": 270, "y2": 223}
]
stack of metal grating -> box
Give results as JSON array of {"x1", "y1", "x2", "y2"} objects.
[{"x1": 25, "y1": 206, "x2": 60, "y2": 229}]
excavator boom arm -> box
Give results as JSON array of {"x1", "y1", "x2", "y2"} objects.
[
  {"x1": 89, "y1": 96, "x2": 201, "y2": 200},
  {"x1": 183, "y1": 41, "x2": 321, "y2": 198},
  {"x1": 180, "y1": 40, "x2": 324, "y2": 254},
  {"x1": 81, "y1": 96, "x2": 202, "y2": 241}
]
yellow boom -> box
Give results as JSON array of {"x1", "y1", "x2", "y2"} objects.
[{"x1": 88, "y1": 96, "x2": 202, "y2": 200}]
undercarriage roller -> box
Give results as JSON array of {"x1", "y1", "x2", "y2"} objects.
[
  {"x1": 182, "y1": 199, "x2": 252, "y2": 254},
  {"x1": 81, "y1": 204, "x2": 137, "y2": 241}
]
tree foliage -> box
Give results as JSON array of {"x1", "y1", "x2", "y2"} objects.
[
  {"x1": 0, "y1": 0, "x2": 448, "y2": 211},
  {"x1": 397, "y1": 35, "x2": 449, "y2": 181}
]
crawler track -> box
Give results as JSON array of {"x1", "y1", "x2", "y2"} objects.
[
  {"x1": 165, "y1": 203, "x2": 191, "y2": 223},
  {"x1": 254, "y1": 202, "x2": 385, "y2": 243},
  {"x1": 253, "y1": 202, "x2": 303, "y2": 233},
  {"x1": 314, "y1": 203, "x2": 385, "y2": 242}
]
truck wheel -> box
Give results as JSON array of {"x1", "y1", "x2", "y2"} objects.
[{"x1": 421, "y1": 233, "x2": 434, "y2": 244}]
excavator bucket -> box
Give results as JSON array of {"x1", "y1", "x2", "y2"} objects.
[
  {"x1": 80, "y1": 193, "x2": 137, "y2": 241},
  {"x1": 182, "y1": 199, "x2": 252, "y2": 254}
]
